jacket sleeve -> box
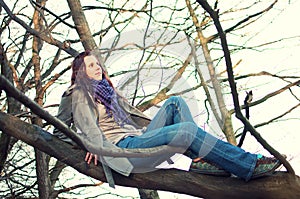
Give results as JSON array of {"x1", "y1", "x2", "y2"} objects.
[
  {"x1": 71, "y1": 88, "x2": 104, "y2": 153},
  {"x1": 52, "y1": 91, "x2": 75, "y2": 145},
  {"x1": 72, "y1": 88, "x2": 134, "y2": 178}
]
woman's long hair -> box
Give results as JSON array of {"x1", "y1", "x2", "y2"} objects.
[
  {"x1": 71, "y1": 50, "x2": 113, "y2": 87},
  {"x1": 71, "y1": 50, "x2": 133, "y2": 126}
]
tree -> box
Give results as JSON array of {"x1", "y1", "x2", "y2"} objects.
[{"x1": 0, "y1": 0, "x2": 300, "y2": 198}]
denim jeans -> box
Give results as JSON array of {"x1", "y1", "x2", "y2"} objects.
[{"x1": 117, "y1": 96, "x2": 257, "y2": 181}]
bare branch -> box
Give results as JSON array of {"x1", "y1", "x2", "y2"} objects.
[
  {"x1": 254, "y1": 103, "x2": 300, "y2": 128},
  {"x1": 30, "y1": 0, "x2": 75, "y2": 29},
  {"x1": 247, "y1": 80, "x2": 300, "y2": 109},
  {"x1": 0, "y1": 0, "x2": 78, "y2": 56},
  {"x1": 196, "y1": 0, "x2": 295, "y2": 175},
  {"x1": 207, "y1": 0, "x2": 279, "y2": 42},
  {"x1": 137, "y1": 51, "x2": 193, "y2": 112}
]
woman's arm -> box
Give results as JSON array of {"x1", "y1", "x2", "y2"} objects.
[
  {"x1": 72, "y1": 88, "x2": 104, "y2": 164},
  {"x1": 52, "y1": 90, "x2": 75, "y2": 145}
]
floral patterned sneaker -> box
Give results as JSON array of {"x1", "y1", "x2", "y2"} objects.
[
  {"x1": 189, "y1": 159, "x2": 230, "y2": 177},
  {"x1": 251, "y1": 156, "x2": 282, "y2": 179}
]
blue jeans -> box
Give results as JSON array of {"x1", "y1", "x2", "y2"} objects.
[{"x1": 117, "y1": 96, "x2": 257, "y2": 181}]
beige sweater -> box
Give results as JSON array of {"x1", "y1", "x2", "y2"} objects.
[{"x1": 96, "y1": 102, "x2": 143, "y2": 144}]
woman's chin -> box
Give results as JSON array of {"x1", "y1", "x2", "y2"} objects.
[{"x1": 91, "y1": 77, "x2": 102, "y2": 81}]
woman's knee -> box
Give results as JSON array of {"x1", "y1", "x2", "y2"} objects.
[
  {"x1": 167, "y1": 96, "x2": 186, "y2": 107},
  {"x1": 174, "y1": 122, "x2": 198, "y2": 147},
  {"x1": 174, "y1": 122, "x2": 198, "y2": 137},
  {"x1": 168, "y1": 96, "x2": 183, "y2": 103}
]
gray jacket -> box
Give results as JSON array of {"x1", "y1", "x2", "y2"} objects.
[{"x1": 53, "y1": 85, "x2": 175, "y2": 186}]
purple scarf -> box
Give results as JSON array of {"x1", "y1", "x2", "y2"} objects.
[{"x1": 90, "y1": 78, "x2": 130, "y2": 126}]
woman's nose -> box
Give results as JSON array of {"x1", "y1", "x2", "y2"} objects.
[{"x1": 96, "y1": 64, "x2": 101, "y2": 70}]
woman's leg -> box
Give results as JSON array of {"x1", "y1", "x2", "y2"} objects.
[
  {"x1": 189, "y1": 127, "x2": 257, "y2": 181},
  {"x1": 117, "y1": 121, "x2": 257, "y2": 181},
  {"x1": 118, "y1": 122, "x2": 197, "y2": 152},
  {"x1": 145, "y1": 96, "x2": 196, "y2": 131},
  {"x1": 140, "y1": 96, "x2": 199, "y2": 156},
  {"x1": 118, "y1": 96, "x2": 277, "y2": 181}
]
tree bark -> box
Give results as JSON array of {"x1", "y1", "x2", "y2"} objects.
[
  {"x1": 186, "y1": 0, "x2": 236, "y2": 145},
  {"x1": 32, "y1": 1, "x2": 51, "y2": 198},
  {"x1": 50, "y1": 161, "x2": 67, "y2": 190},
  {"x1": 0, "y1": 112, "x2": 299, "y2": 199},
  {"x1": 0, "y1": 38, "x2": 21, "y2": 172},
  {"x1": 67, "y1": 0, "x2": 97, "y2": 50},
  {"x1": 138, "y1": 189, "x2": 160, "y2": 199}
]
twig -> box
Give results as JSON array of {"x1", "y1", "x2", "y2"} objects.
[
  {"x1": 0, "y1": 0, "x2": 78, "y2": 56},
  {"x1": 238, "y1": 91, "x2": 253, "y2": 147}
]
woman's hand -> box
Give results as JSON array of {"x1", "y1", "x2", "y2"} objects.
[{"x1": 85, "y1": 152, "x2": 98, "y2": 165}]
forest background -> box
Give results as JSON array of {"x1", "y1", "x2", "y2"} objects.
[{"x1": 0, "y1": 0, "x2": 299, "y2": 198}]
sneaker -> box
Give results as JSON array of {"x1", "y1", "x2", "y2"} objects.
[
  {"x1": 190, "y1": 159, "x2": 230, "y2": 177},
  {"x1": 251, "y1": 156, "x2": 282, "y2": 179}
]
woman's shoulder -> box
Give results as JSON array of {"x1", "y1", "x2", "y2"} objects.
[
  {"x1": 71, "y1": 84, "x2": 95, "y2": 105},
  {"x1": 67, "y1": 84, "x2": 87, "y2": 95},
  {"x1": 62, "y1": 84, "x2": 76, "y2": 97},
  {"x1": 60, "y1": 84, "x2": 87, "y2": 102}
]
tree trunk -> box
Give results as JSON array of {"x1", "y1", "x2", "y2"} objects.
[
  {"x1": 67, "y1": 0, "x2": 97, "y2": 50},
  {"x1": 186, "y1": 0, "x2": 236, "y2": 144},
  {"x1": 50, "y1": 161, "x2": 67, "y2": 190},
  {"x1": 138, "y1": 189, "x2": 160, "y2": 199},
  {"x1": 0, "y1": 39, "x2": 21, "y2": 172},
  {"x1": 0, "y1": 112, "x2": 299, "y2": 199},
  {"x1": 35, "y1": 150, "x2": 51, "y2": 199},
  {"x1": 32, "y1": 1, "x2": 51, "y2": 198}
]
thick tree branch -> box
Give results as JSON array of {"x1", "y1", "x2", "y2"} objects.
[
  {"x1": 186, "y1": 0, "x2": 236, "y2": 144},
  {"x1": 0, "y1": 40, "x2": 21, "y2": 173},
  {"x1": 0, "y1": 111, "x2": 299, "y2": 199},
  {"x1": 66, "y1": 0, "x2": 97, "y2": 50}
]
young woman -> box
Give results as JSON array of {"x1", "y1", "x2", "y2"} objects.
[{"x1": 53, "y1": 50, "x2": 282, "y2": 184}]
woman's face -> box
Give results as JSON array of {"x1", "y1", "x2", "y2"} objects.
[{"x1": 84, "y1": 55, "x2": 103, "y2": 81}]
